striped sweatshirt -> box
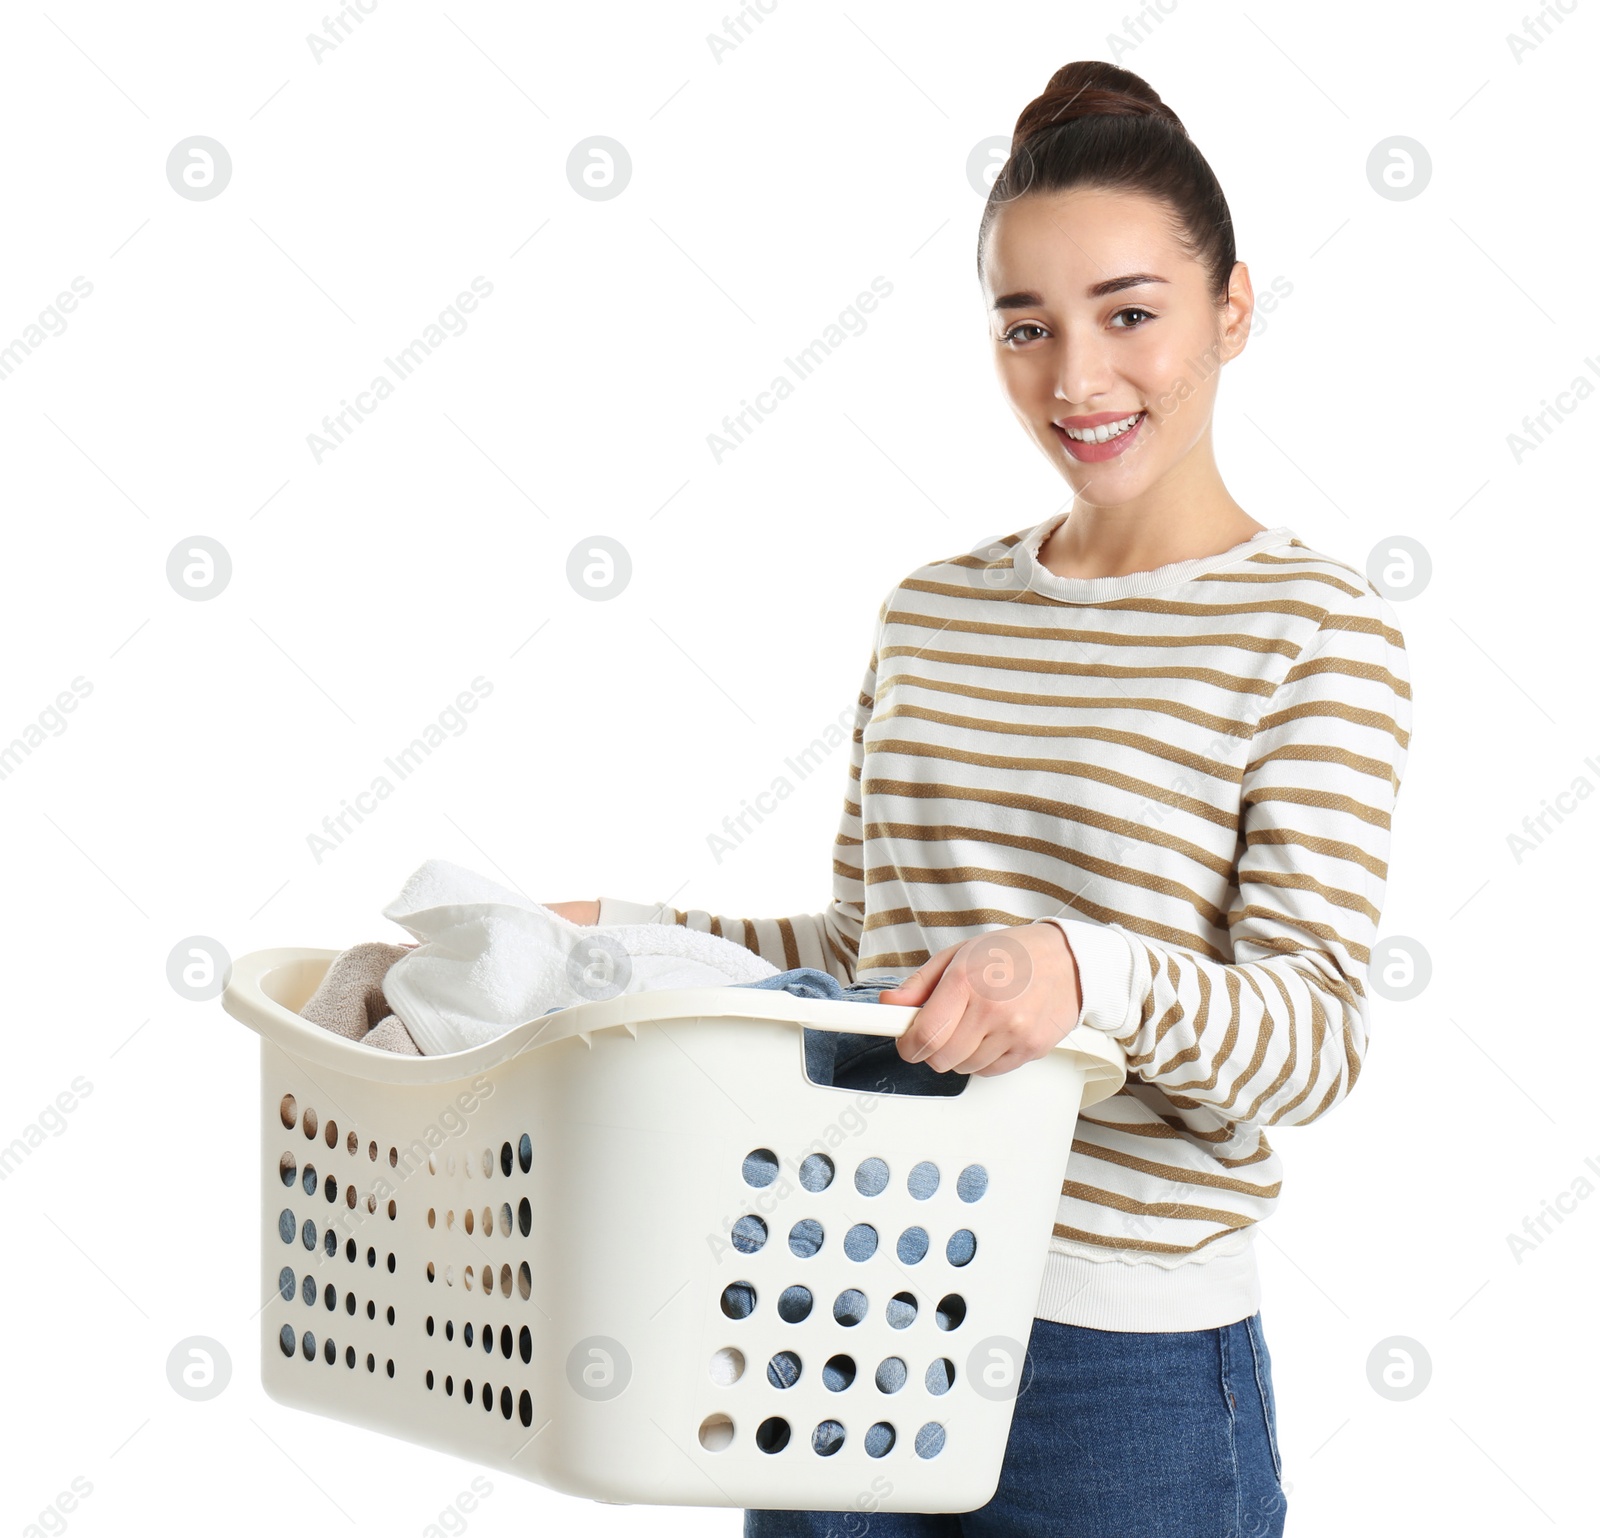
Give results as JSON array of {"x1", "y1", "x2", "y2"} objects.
[{"x1": 599, "y1": 508, "x2": 1412, "y2": 1332}]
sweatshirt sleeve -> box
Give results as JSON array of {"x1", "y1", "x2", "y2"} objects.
[
  {"x1": 594, "y1": 591, "x2": 893, "y2": 984},
  {"x1": 1043, "y1": 591, "x2": 1412, "y2": 1129}
]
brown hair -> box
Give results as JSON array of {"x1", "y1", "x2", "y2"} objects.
[{"x1": 976, "y1": 61, "x2": 1236, "y2": 304}]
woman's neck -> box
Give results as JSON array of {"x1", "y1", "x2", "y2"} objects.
[{"x1": 1036, "y1": 500, "x2": 1269, "y2": 582}]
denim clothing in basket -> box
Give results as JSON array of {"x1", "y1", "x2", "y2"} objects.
[
  {"x1": 731, "y1": 967, "x2": 964, "y2": 1101},
  {"x1": 745, "y1": 1310, "x2": 1287, "y2": 1537}
]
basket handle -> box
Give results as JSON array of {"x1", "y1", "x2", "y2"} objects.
[{"x1": 221, "y1": 947, "x2": 1126, "y2": 1102}]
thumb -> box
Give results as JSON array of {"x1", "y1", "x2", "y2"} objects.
[{"x1": 877, "y1": 949, "x2": 953, "y2": 1004}]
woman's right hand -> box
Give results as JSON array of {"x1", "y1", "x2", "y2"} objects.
[{"x1": 547, "y1": 900, "x2": 600, "y2": 927}]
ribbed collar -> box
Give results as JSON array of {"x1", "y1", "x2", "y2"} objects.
[{"x1": 1010, "y1": 509, "x2": 1299, "y2": 604}]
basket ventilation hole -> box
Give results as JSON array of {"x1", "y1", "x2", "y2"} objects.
[
  {"x1": 798, "y1": 1153, "x2": 834, "y2": 1193},
  {"x1": 277, "y1": 1267, "x2": 295, "y2": 1302},
  {"x1": 844, "y1": 1224, "x2": 877, "y2": 1261},
  {"x1": 915, "y1": 1422, "x2": 947, "y2": 1459},
  {"x1": 731, "y1": 1215, "x2": 766, "y2": 1255},
  {"x1": 755, "y1": 1417, "x2": 790, "y2": 1454},
  {"x1": 278, "y1": 1325, "x2": 294, "y2": 1357},
  {"x1": 499, "y1": 1204, "x2": 512, "y2": 1238},
  {"x1": 788, "y1": 1219, "x2": 824, "y2": 1259},
  {"x1": 948, "y1": 1230, "x2": 977, "y2": 1266},
  {"x1": 517, "y1": 1262, "x2": 531, "y2": 1301},
  {"x1": 957, "y1": 1164, "x2": 988, "y2": 1203},
  {"x1": 279, "y1": 1153, "x2": 296, "y2": 1187},
  {"x1": 823, "y1": 1354, "x2": 856, "y2": 1392},
  {"x1": 936, "y1": 1294, "x2": 967, "y2": 1331},
  {"x1": 766, "y1": 1351, "x2": 801, "y2": 1389},
  {"x1": 347, "y1": 1130, "x2": 358, "y2": 1155},
  {"x1": 865, "y1": 1422, "x2": 896, "y2": 1458},
  {"x1": 926, "y1": 1358, "x2": 955, "y2": 1395},
  {"x1": 742, "y1": 1147, "x2": 779, "y2": 1188},
  {"x1": 812, "y1": 1420, "x2": 845, "y2": 1457},
  {"x1": 832, "y1": 1289, "x2": 867, "y2": 1327},
  {"x1": 519, "y1": 1326, "x2": 532, "y2": 1365},
  {"x1": 518, "y1": 1390, "x2": 532, "y2": 1427},
  {"x1": 907, "y1": 1160, "x2": 939, "y2": 1200},
  {"x1": 279, "y1": 1094, "x2": 296, "y2": 1131},
  {"x1": 777, "y1": 1286, "x2": 813, "y2": 1324},
  {"x1": 464, "y1": 1208, "x2": 474, "y2": 1236},
  {"x1": 428, "y1": 1208, "x2": 436, "y2": 1230},
  {"x1": 302, "y1": 1108, "x2": 317, "y2": 1139},
  {"x1": 500, "y1": 1141, "x2": 513, "y2": 1177},
  {"x1": 499, "y1": 1265, "x2": 512, "y2": 1299},
  {"x1": 854, "y1": 1158, "x2": 889, "y2": 1197},
  {"x1": 301, "y1": 1164, "x2": 316, "y2": 1197},
  {"x1": 875, "y1": 1357, "x2": 907, "y2": 1394},
  {"x1": 897, "y1": 1227, "x2": 929, "y2": 1265},
  {"x1": 887, "y1": 1292, "x2": 917, "y2": 1329},
  {"x1": 517, "y1": 1198, "x2": 531, "y2": 1238},
  {"x1": 299, "y1": 1275, "x2": 314, "y2": 1306},
  {"x1": 709, "y1": 1347, "x2": 743, "y2": 1386},
  {"x1": 720, "y1": 1282, "x2": 756, "y2": 1320},
  {"x1": 481, "y1": 1206, "x2": 491, "y2": 1235},
  {"x1": 698, "y1": 1414, "x2": 734, "y2": 1452},
  {"x1": 518, "y1": 1134, "x2": 532, "y2": 1174},
  {"x1": 324, "y1": 1119, "x2": 338, "y2": 1150}
]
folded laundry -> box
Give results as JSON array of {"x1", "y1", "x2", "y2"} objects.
[
  {"x1": 298, "y1": 941, "x2": 423, "y2": 1056},
  {"x1": 296, "y1": 876, "x2": 951, "y2": 1081},
  {"x1": 378, "y1": 859, "x2": 781, "y2": 1054}
]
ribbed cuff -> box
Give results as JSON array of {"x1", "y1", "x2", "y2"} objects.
[
  {"x1": 596, "y1": 895, "x2": 678, "y2": 927},
  {"x1": 1040, "y1": 917, "x2": 1141, "y2": 1039}
]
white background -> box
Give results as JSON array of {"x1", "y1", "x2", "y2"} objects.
[{"x1": 1, "y1": 1, "x2": 1592, "y2": 1534}]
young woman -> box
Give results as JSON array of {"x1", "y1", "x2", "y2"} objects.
[{"x1": 553, "y1": 58, "x2": 1410, "y2": 1538}]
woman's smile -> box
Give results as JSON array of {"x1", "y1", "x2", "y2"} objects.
[{"x1": 1052, "y1": 408, "x2": 1148, "y2": 462}]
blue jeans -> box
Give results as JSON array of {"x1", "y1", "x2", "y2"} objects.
[{"x1": 745, "y1": 1311, "x2": 1286, "y2": 1536}]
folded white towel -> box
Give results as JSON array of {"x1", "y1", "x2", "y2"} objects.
[{"x1": 379, "y1": 858, "x2": 779, "y2": 1055}]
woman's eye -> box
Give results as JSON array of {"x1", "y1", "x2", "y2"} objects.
[
  {"x1": 1001, "y1": 322, "x2": 1046, "y2": 346},
  {"x1": 1110, "y1": 307, "x2": 1155, "y2": 329}
]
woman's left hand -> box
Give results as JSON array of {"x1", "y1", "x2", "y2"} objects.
[{"x1": 878, "y1": 922, "x2": 1084, "y2": 1077}]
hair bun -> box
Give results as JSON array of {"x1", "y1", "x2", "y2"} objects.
[{"x1": 1011, "y1": 61, "x2": 1184, "y2": 154}]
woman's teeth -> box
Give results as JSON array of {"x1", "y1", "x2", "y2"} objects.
[{"x1": 1062, "y1": 411, "x2": 1144, "y2": 443}]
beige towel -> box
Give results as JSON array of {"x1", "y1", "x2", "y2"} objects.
[{"x1": 299, "y1": 941, "x2": 422, "y2": 1055}]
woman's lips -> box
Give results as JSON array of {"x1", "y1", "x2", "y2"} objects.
[{"x1": 1052, "y1": 411, "x2": 1147, "y2": 463}]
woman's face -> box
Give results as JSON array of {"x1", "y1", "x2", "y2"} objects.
[{"x1": 982, "y1": 185, "x2": 1250, "y2": 504}]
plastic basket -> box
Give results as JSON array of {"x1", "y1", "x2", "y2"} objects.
[{"x1": 222, "y1": 946, "x2": 1126, "y2": 1514}]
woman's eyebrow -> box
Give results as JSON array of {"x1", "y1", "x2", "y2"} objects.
[{"x1": 991, "y1": 273, "x2": 1170, "y2": 310}]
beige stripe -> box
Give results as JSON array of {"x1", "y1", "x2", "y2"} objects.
[
  {"x1": 1237, "y1": 868, "x2": 1381, "y2": 925},
  {"x1": 870, "y1": 742, "x2": 1241, "y2": 825},
  {"x1": 881, "y1": 670, "x2": 1257, "y2": 739},
  {"x1": 1059, "y1": 1181, "x2": 1258, "y2": 1227},
  {"x1": 1286, "y1": 651, "x2": 1411, "y2": 699},
  {"x1": 888, "y1": 601, "x2": 1307, "y2": 661},
  {"x1": 1246, "y1": 824, "x2": 1388, "y2": 879},
  {"x1": 863, "y1": 783, "x2": 1237, "y2": 871},
  {"x1": 1051, "y1": 1221, "x2": 1253, "y2": 1255},
  {"x1": 877, "y1": 702, "x2": 1246, "y2": 782},
  {"x1": 881, "y1": 643, "x2": 1281, "y2": 699},
  {"x1": 1066, "y1": 1138, "x2": 1282, "y2": 1199},
  {"x1": 1247, "y1": 741, "x2": 1400, "y2": 785},
  {"x1": 1243, "y1": 785, "x2": 1392, "y2": 830},
  {"x1": 1260, "y1": 696, "x2": 1409, "y2": 748}
]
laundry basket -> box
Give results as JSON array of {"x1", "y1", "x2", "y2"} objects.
[{"x1": 222, "y1": 946, "x2": 1126, "y2": 1515}]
